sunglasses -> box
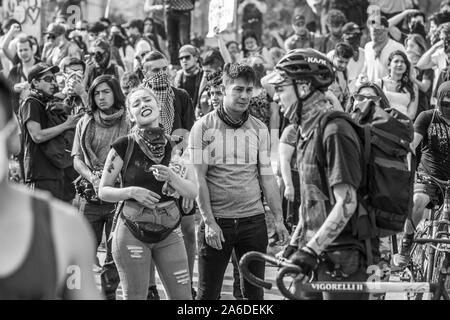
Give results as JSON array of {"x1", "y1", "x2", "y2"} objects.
[
  {"x1": 46, "y1": 34, "x2": 56, "y2": 40},
  {"x1": 38, "y1": 75, "x2": 56, "y2": 83},
  {"x1": 76, "y1": 28, "x2": 86, "y2": 31},
  {"x1": 354, "y1": 94, "x2": 381, "y2": 102}
]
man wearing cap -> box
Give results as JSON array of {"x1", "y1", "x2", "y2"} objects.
[
  {"x1": 84, "y1": 39, "x2": 124, "y2": 90},
  {"x1": 18, "y1": 63, "x2": 82, "y2": 199},
  {"x1": 42, "y1": 23, "x2": 74, "y2": 67},
  {"x1": 174, "y1": 45, "x2": 203, "y2": 109},
  {"x1": 285, "y1": 14, "x2": 318, "y2": 51},
  {"x1": 327, "y1": 22, "x2": 366, "y2": 93},
  {"x1": 362, "y1": 16, "x2": 405, "y2": 83}
]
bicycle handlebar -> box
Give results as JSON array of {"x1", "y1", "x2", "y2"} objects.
[{"x1": 239, "y1": 252, "x2": 302, "y2": 291}]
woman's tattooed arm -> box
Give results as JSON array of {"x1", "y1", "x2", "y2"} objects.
[{"x1": 307, "y1": 184, "x2": 358, "y2": 255}]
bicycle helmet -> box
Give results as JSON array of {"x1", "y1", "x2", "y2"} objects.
[{"x1": 275, "y1": 48, "x2": 335, "y2": 90}]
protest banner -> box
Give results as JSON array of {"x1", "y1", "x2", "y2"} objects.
[{"x1": 207, "y1": 0, "x2": 235, "y2": 38}]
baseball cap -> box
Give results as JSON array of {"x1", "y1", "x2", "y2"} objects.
[
  {"x1": 179, "y1": 44, "x2": 200, "y2": 59},
  {"x1": 342, "y1": 22, "x2": 362, "y2": 34},
  {"x1": 44, "y1": 23, "x2": 66, "y2": 37},
  {"x1": 265, "y1": 70, "x2": 290, "y2": 86},
  {"x1": 28, "y1": 63, "x2": 60, "y2": 83}
]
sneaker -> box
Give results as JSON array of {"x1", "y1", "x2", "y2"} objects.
[
  {"x1": 393, "y1": 234, "x2": 414, "y2": 268},
  {"x1": 147, "y1": 286, "x2": 160, "y2": 300}
]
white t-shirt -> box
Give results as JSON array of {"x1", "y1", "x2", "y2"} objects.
[
  {"x1": 327, "y1": 47, "x2": 365, "y2": 93},
  {"x1": 364, "y1": 39, "x2": 405, "y2": 83}
]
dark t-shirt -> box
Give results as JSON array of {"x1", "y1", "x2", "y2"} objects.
[
  {"x1": 19, "y1": 98, "x2": 64, "y2": 182},
  {"x1": 414, "y1": 110, "x2": 450, "y2": 180},
  {"x1": 112, "y1": 136, "x2": 174, "y2": 203},
  {"x1": 297, "y1": 118, "x2": 364, "y2": 252}
]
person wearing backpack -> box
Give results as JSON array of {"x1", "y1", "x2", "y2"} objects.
[
  {"x1": 18, "y1": 63, "x2": 82, "y2": 200},
  {"x1": 267, "y1": 49, "x2": 414, "y2": 300},
  {"x1": 394, "y1": 81, "x2": 450, "y2": 267}
]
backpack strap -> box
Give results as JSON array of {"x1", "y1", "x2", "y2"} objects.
[
  {"x1": 120, "y1": 135, "x2": 135, "y2": 187},
  {"x1": 111, "y1": 135, "x2": 136, "y2": 238}
]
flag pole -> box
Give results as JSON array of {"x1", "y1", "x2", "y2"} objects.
[{"x1": 104, "y1": 0, "x2": 111, "y2": 18}]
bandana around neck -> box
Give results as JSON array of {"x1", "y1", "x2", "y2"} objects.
[
  {"x1": 131, "y1": 125, "x2": 167, "y2": 164},
  {"x1": 216, "y1": 105, "x2": 250, "y2": 129},
  {"x1": 143, "y1": 71, "x2": 175, "y2": 135}
]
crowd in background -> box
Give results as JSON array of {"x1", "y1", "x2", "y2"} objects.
[{"x1": 4, "y1": 0, "x2": 450, "y2": 300}]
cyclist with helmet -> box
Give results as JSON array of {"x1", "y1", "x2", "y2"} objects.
[
  {"x1": 267, "y1": 49, "x2": 379, "y2": 300},
  {"x1": 394, "y1": 80, "x2": 450, "y2": 267}
]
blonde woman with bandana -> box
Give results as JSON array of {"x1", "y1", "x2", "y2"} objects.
[{"x1": 99, "y1": 87, "x2": 197, "y2": 300}]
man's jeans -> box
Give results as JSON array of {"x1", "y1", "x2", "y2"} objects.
[
  {"x1": 167, "y1": 10, "x2": 191, "y2": 64},
  {"x1": 197, "y1": 214, "x2": 268, "y2": 300},
  {"x1": 78, "y1": 199, "x2": 119, "y2": 299}
]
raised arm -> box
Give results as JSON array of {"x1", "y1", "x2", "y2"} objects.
[
  {"x1": 417, "y1": 40, "x2": 443, "y2": 70},
  {"x1": 1, "y1": 24, "x2": 20, "y2": 63},
  {"x1": 215, "y1": 29, "x2": 232, "y2": 65}
]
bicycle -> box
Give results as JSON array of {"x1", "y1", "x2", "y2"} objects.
[
  {"x1": 240, "y1": 249, "x2": 450, "y2": 300},
  {"x1": 397, "y1": 173, "x2": 450, "y2": 299}
]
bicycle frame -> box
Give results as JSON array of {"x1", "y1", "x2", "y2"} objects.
[{"x1": 240, "y1": 248, "x2": 450, "y2": 300}]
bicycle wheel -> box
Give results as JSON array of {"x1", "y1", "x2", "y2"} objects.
[
  {"x1": 432, "y1": 251, "x2": 450, "y2": 299},
  {"x1": 408, "y1": 223, "x2": 433, "y2": 300}
]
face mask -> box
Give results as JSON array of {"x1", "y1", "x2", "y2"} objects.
[
  {"x1": 343, "y1": 34, "x2": 361, "y2": 48},
  {"x1": 0, "y1": 119, "x2": 18, "y2": 184},
  {"x1": 111, "y1": 34, "x2": 125, "y2": 48},
  {"x1": 145, "y1": 70, "x2": 170, "y2": 91},
  {"x1": 94, "y1": 51, "x2": 110, "y2": 69}
]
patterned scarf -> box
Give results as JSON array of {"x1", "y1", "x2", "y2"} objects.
[
  {"x1": 131, "y1": 125, "x2": 167, "y2": 164},
  {"x1": 143, "y1": 71, "x2": 175, "y2": 135},
  {"x1": 216, "y1": 105, "x2": 249, "y2": 129}
]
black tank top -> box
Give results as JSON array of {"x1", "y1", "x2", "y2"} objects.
[{"x1": 0, "y1": 196, "x2": 58, "y2": 300}]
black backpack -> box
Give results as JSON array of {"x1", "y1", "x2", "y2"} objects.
[{"x1": 314, "y1": 101, "x2": 415, "y2": 262}]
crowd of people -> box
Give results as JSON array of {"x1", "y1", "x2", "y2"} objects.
[{"x1": 2, "y1": 0, "x2": 450, "y2": 301}]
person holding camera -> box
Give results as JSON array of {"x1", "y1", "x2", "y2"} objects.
[{"x1": 71, "y1": 75, "x2": 130, "y2": 300}]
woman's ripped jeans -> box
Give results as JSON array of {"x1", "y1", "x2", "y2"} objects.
[{"x1": 112, "y1": 203, "x2": 191, "y2": 300}]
